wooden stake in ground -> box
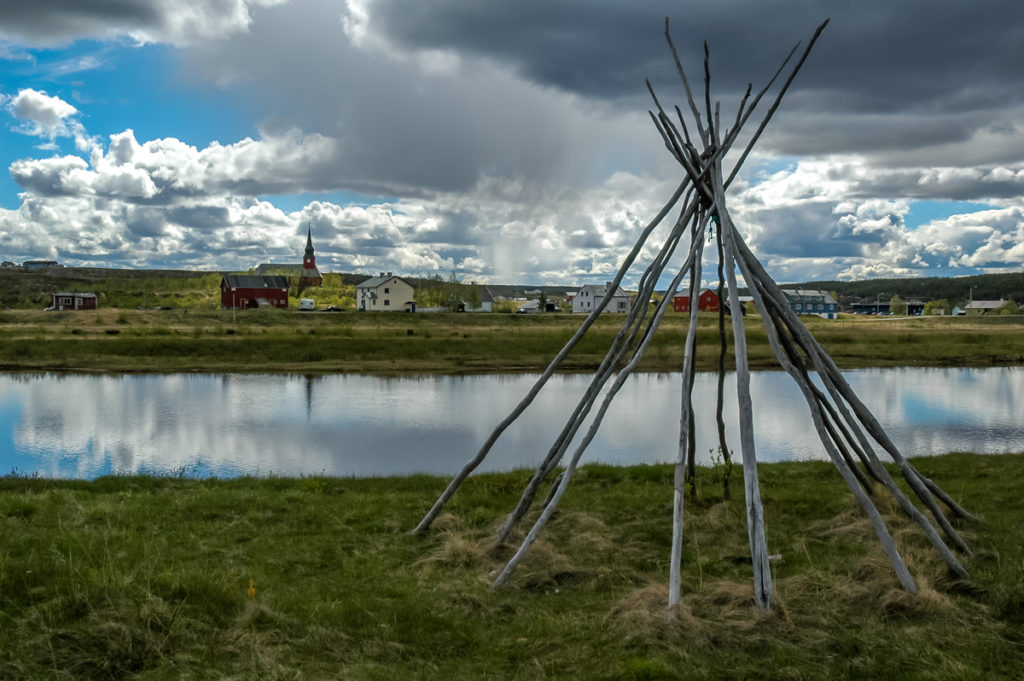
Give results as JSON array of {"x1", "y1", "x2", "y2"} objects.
[{"x1": 414, "y1": 17, "x2": 973, "y2": 611}]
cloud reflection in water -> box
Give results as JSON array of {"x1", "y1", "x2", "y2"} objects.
[{"x1": 1, "y1": 368, "x2": 1021, "y2": 479}]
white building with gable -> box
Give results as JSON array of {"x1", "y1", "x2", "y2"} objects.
[{"x1": 572, "y1": 282, "x2": 630, "y2": 314}]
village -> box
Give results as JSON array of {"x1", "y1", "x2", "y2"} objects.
[{"x1": 5, "y1": 226, "x2": 1019, "y2": 318}]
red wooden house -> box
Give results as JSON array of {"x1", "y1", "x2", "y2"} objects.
[
  {"x1": 673, "y1": 289, "x2": 721, "y2": 313},
  {"x1": 49, "y1": 292, "x2": 97, "y2": 311},
  {"x1": 220, "y1": 274, "x2": 290, "y2": 309}
]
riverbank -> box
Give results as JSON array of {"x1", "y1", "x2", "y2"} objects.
[
  {"x1": 1, "y1": 453, "x2": 1021, "y2": 679},
  {"x1": 1, "y1": 308, "x2": 1023, "y2": 374}
]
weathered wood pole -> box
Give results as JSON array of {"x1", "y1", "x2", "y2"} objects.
[
  {"x1": 715, "y1": 165, "x2": 773, "y2": 610},
  {"x1": 669, "y1": 213, "x2": 708, "y2": 606}
]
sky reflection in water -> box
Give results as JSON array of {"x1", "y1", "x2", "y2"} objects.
[{"x1": 1, "y1": 368, "x2": 1021, "y2": 479}]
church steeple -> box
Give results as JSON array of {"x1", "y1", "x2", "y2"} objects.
[
  {"x1": 303, "y1": 224, "x2": 316, "y2": 267},
  {"x1": 299, "y1": 223, "x2": 322, "y2": 289}
]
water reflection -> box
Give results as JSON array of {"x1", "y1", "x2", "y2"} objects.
[{"x1": 1, "y1": 368, "x2": 1021, "y2": 479}]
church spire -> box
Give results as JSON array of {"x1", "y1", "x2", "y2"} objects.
[
  {"x1": 304, "y1": 224, "x2": 315, "y2": 259},
  {"x1": 299, "y1": 223, "x2": 322, "y2": 289}
]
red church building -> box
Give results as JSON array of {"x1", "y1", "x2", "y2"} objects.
[
  {"x1": 673, "y1": 289, "x2": 721, "y2": 313},
  {"x1": 220, "y1": 274, "x2": 290, "y2": 309}
]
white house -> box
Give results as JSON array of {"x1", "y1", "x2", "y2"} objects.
[
  {"x1": 356, "y1": 272, "x2": 416, "y2": 311},
  {"x1": 572, "y1": 282, "x2": 630, "y2": 313},
  {"x1": 464, "y1": 285, "x2": 495, "y2": 312}
]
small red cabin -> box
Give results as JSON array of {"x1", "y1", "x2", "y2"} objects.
[
  {"x1": 220, "y1": 274, "x2": 290, "y2": 310},
  {"x1": 49, "y1": 292, "x2": 97, "y2": 311},
  {"x1": 673, "y1": 289, "x2": 720, "y2": 313}
]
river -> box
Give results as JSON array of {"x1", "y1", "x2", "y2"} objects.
[{"x1": 1, "y1": 367, "x2": 1022, "y2": 479}]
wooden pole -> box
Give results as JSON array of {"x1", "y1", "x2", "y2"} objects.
[
  {"x1": 669, "y1": 214, "x2": 708, "y2": 606},
  {"x1": 715, "y1": 166, "x2": 773, "y2": 610}
]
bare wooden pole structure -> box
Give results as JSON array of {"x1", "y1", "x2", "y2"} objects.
[{"x1": 414, "y1": 18, "x2": 973, "y2": 610}]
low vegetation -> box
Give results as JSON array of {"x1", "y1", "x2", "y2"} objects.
[
  {"x1": 0, "y1": 453, "x2": 1021, "y2": 679},
  {"x1": 0, "y1": 307, "x2": 1022, "y2": 374}
]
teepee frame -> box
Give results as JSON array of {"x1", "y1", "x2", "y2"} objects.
[{"x1": 413, "y1": 19, "x2": 973, "y2": 610}]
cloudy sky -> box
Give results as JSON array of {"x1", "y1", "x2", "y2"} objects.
[{"x1": 1, "y1": 0, "x2": 1022, "y2": 287}]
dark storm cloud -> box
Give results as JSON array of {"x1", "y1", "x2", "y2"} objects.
[
  {"x1": 166, "y1": 205, "x2": 230, "y2": 230},
  {"x1": 0, "y1": 0, "x2": 157, "y2": 43},
  {"x1": 181, "y1": 0, "x2": 664, "y2": 197},
  {"x1": 165, "y1": 0, "x2": 1024, "y2": 204},
  {"x1": 749, "y1": 203, "x2": 897, "y2": 259},
  {"x1": 406, "y1": 210, "x2": 484, "y2": 246},
  {"x1": 364, "y1": 0, "x2": 1024, "y2": 160},
  {"x1": 124, "y1": 206, "x2": 166, "y2": 237},
  {"x1": 0, "y1": 0, "x2": 274, "y2": 46}
]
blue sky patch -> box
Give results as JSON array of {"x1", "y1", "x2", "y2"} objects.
[
  {"x1": 261, "y1": 190, "x2": 396, "y2": 214},
  {"x1": 904, "y1": 200, "x2": 992, "y2": 230},
  {"x1": 2, "y1": 40, "x2": 255, "y2": 208}
]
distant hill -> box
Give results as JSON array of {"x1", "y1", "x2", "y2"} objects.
[{"x1": 790, "y1": 272, "x2": 1024, "y2": 305}]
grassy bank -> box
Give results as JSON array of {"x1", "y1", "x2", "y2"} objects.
[
  {"x1": 1, "y1": 453, "x2": 1021, "y2": 679},
  {"x1": 1, "y1": 308, "x2": 1023, "y2": 374}
]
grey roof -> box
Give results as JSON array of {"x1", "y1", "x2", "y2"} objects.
[
  {"x1": 577, "y1": 283, "x2": 628, "y2": 298},
  {"x1": 357, "y1": 274, "x2": 412, "y2": 289},
  {"x1": 221, "y1": 274, "x2": 290, "y2": 289},
  {"x1": 780, "y1": 289, "x2": 837, "y2": 304},
  {"x1": 253, "y1": 263, "x2": 302, "y2": 275},
  {"x1": 52, "y1": 292, "x2": 97, "y2": 298},
  {"x1": 966, "y1": 299, "x2": 1006, "y2": 310}
]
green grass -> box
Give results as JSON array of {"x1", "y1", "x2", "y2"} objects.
[
  {"x1": 1, "y1": 454, "x2": 1022, "y2": 679},
  {"x1": 2, "y1": 309, "x2": 1023, "y2": 374}
]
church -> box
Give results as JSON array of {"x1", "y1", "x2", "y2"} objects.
[
  {"x1": 222, "y1": 226, "x2": 323, "y2": 309},
  {"x1": 298, "y1": 225, "x2": 322, "y2": 290}
]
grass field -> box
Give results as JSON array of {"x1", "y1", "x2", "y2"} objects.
[
  {"x1": 1, "y1": 307, "x2": 1022, "y2": 374},
  {"x1": 1, "y1": 453, "x2": 1021, "y2": 680}
]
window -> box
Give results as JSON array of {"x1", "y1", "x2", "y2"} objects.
[
  {"x1": 795, "y1": 303, "x2": 802, "y2": 310},
  {"x1": 384, "y1": 299, "x2": 390, "y2": 306},
  {"x1": 59, "y1": 297, "x2": 72, "y2": 306},
  {"x1": 384, "y1": 287, "x2": 390, "y2": 294}
]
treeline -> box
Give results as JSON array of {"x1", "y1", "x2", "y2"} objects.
[{"x1": 799, "y1": 272, "x2": 1024, "y2": 305}]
